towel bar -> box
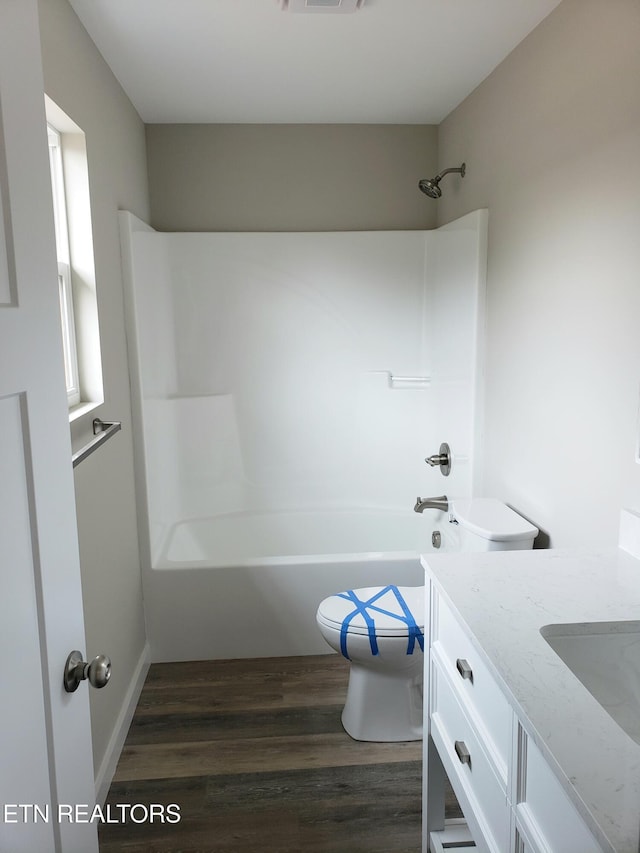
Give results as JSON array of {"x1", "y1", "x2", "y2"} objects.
[{"x1": 72, "y1": 418, "x2": 122, "y2": 468}]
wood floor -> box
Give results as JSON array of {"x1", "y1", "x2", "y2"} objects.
[{"x1": 99, "y1": 654, "x2": 461, "y2": 853}]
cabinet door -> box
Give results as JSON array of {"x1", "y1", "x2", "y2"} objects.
[
  {"x1": 516, "y1": 727, "x2": 602, "y2": 853},
  {"x1": 430, "y1": 658, "x2": 511, "y2": 853},
  {"x1": 432, "y1": 589, "x2": 512, "y2": 784},
  {"x1": 514, "y1": 831, "x2": 534, "y2": 853},
  {"x1": 514, "y1": 813, "x2": 549, "y2": 853}
]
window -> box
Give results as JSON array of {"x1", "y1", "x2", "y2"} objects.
[
  {"x1": 48, "y1": 123, "x2": 80, "y2": 407},
  {"x1": 45, "y1": 96, "x2": 103, "y2": 420}
]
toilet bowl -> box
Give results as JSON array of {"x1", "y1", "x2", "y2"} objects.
[
  {"x1": 316, "y1": 499, "x2": 538, "y2": 743},
  {"x1": 316, "y1": 584, "x2": 424, "y2": 742}
]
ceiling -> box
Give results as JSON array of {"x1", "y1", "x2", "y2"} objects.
[{"x1": 67, "y1": 0, "x2": 563, "y2": 125}]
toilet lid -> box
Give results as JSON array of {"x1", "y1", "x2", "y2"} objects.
[{"x1": 316, "y1": 585, "x2": 424, "y2": 637}]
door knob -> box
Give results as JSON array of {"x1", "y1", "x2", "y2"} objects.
[
  {"x1": 425, "y1": 442, "x2": 451, "y2": 476},
  {"x1": 64, "y1": 650, "x2": 112, "y2": 693}
]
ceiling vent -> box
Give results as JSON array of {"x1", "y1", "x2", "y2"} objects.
[{"x1": 278, "y1": 0, "x2": 365, "y2": 13}]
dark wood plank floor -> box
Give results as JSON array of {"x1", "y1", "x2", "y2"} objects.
[{"x1": 99, "y1": 654, "x2": 461, "y2": 853}]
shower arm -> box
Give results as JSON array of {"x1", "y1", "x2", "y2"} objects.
[{"x1": 435, "y1": 165, "x2": 466, "y2": 181}]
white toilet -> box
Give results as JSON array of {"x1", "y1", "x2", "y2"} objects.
[{"x1": 316, "y1": 498, "x2": 538, "y2": 742}]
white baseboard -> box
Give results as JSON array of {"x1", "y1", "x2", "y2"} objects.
[{"x1": 95, "y1": 641, "x2": 151, "y2": 805}]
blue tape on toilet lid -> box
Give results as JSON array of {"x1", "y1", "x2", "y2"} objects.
[{"x1": 317, "y1": 585, "x2": 424, "y2": 636}]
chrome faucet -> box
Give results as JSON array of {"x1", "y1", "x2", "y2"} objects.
[{"x1": 414, "y1": 495, "x2": 449, "y2": 513}]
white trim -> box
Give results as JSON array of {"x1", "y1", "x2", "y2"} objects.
[
  {"x1": 94, "y1": 641, "x2": 151, "y2": 806},
  {"x1": 45, "y1": 96, "x2": 105, "y2": 421},
  {"x1": 58, "y1": 262, "x2": 81, "y2": 406},
  {"x1": 47, "y1": 124, "x2": 69, "y2": 263},
  {"x1": 69, "y1": 399, "x2": 102, "y2": 423},
  {"x1": 48, "y1": 121, "x2": 82, "y2": 407}
]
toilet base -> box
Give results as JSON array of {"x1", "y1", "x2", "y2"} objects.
[{"x1": 341, "y1": 661, "x2": 423, "y2": 742}]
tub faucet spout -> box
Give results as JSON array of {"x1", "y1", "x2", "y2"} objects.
[{"x1": 414, "y1": 495, "x2": 449, "y2": 513}]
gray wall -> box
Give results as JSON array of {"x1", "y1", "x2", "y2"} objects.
[
  {"x1": 146, "y1": 123, "x2": 438, "y2": 231},
  {"x1": 437, "y1": 0, "x2": 640, "y2": 547},
  {"x1": 38, "y1": 0, "x2": 149, "y2": 787}
]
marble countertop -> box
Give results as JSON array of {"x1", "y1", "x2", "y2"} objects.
[{"x1": 421, "y1": 545, "x2": 640, "y2": 853}]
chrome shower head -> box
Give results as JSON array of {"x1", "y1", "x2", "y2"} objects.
[
  {"x1": 418, "y1": 163, "x2": 466, "y2": 199},
  {"x1": 418, "y1": 177, "x2": 442, "y2": 199}
]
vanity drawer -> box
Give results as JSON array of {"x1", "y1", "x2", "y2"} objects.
[
  {"x1": 515, "y1": 730, "x2": 602, "y2": 853},
  {"x1": 432, "y1": 592, "x2": 512, "y2": 780},
  {"x1": 430, "y1": 657, "x2": 510, "y2": 853}
]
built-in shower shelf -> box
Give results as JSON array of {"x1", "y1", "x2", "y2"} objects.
[
  {"x1": 388, "y1": 372, "x2": 431, "y2": 389},
  {"x1": 363, "y1": 370, "x2": 431, "y2": 391},
  {"x1": 152, "y1": 392, "x2": 232, "y2": 401}
]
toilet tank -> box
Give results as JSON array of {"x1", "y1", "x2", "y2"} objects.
[{"x1": 448, "y1": 498, "x2": 538, "y2": 552}]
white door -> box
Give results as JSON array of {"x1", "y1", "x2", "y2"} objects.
[{"x1": 0, "y1": 2, "x2": 98, "y2": 851}]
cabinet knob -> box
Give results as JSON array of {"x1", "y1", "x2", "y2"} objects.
[
  {"x1": 454, "y1": 740, "x2": 471, "y2": 766},
  {"x1": 456, "y1": 658, "x2": 473, "y2": 681}
]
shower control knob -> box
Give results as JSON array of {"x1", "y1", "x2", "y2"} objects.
[
  {"x1": 432, "y1": 530, "x2": 442, "y2": 549},
  {"x1": 63, "y1": 650, "x2": 112, "y2": 693},
  {"x1": 425, "y1": 442, "x2": 451, "y2": 477}
]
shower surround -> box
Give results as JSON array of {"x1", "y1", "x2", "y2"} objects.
[{"x1": 120, "y1": 211, "x2": 487, "y2": 661}]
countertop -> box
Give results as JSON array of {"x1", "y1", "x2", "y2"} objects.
[{"x1": 421, "y1": 545, "x2": 640, "y2": 853}]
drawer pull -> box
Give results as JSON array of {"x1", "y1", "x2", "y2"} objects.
[
  {"x1": 454, "y1": 740, "x2": 471, "y2": 765},
  {"x1": 456, "y1": 658, "x2": 473, "y2": 681}
]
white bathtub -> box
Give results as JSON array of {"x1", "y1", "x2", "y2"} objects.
[
  {"x1": 146, "y1": 507, "x2": 448, "y2": 661},
  {"x1": 155, "y1": 507, "x2": 446, "y2": 568}
]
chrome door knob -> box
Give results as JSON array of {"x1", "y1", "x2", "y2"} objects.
[{"x1": 64, "y1": 650, "x2": 112, "y2": 693}]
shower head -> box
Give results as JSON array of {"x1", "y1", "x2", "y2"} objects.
[
  {"x1": 418, "y1": 178, "x2": 442, "y2": 199},
  {"x1": 418, "y1": 163, "x2": 466, "y2": 199}
]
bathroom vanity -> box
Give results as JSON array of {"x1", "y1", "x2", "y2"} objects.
[{"x1": 421, "y1": 533, "x2": 640, "y2": 853}]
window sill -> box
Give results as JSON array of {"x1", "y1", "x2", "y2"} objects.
[{"x1": 69, "y1": 399, "x2": 102, "y2": 423}]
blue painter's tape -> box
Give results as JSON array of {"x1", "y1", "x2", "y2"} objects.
[
  {"x1": 337, "y1": 588, "x2": 380, "y2": 659},
  {"x1": 336, "y1": 585, "x2": 424, "y2": 661},
  {"x1": 389, "y1": 584, "x2": 425, "y2": 655}
]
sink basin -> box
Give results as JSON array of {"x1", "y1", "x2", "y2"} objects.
[{"x1": 541, "y1": 620, "x2": 640, "y2": 746}]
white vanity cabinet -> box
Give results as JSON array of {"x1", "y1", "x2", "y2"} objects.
[
  {"x1": 425, "y1": 584, "x2": 603, "y2": 853},
  {"x1": 513, "y1": 730, "x2": 602, "y2": 853}
]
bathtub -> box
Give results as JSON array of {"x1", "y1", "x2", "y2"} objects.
[{"x1": 146, "y1": 507, "x2": 449, "y2": 661}]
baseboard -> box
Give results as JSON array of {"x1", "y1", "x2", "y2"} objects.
[{"x1": 95, "y1": 641, "x2": 151, "y2": 805}]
